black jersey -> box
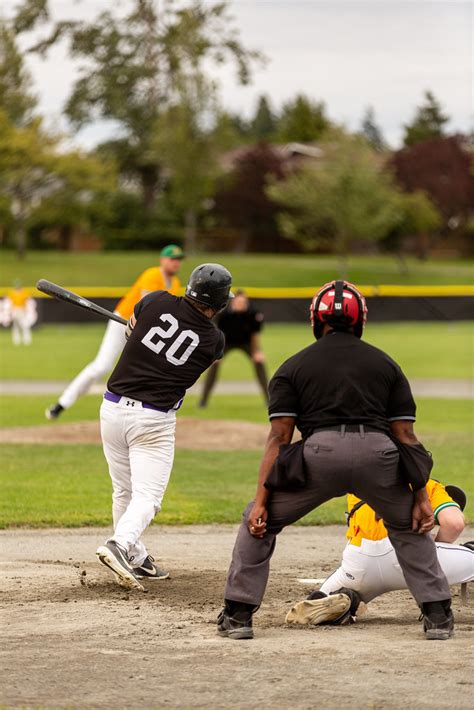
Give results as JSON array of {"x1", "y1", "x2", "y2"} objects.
[
  {"x1": 108, "y1": 291, "x2": 225, "y2": 409},
  {"x1": 268, "y1": 331, "x2": 416, "y2": 437},
  {"x1": 217, "y1": 305, "x2": 264, "y2": 348}
]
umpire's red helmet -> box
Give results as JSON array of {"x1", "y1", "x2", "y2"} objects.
[{"x1": 310, "y1": 280, "x2": 368, "y2": 340}]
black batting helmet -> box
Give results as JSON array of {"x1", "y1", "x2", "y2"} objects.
[{"x1": 185, "y1": 263, "x2": 232, "y2": 312}]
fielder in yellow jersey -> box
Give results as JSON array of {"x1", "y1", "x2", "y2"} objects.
[
  {"x1": 45, "y1": 245, "x2": 184, "y2": 419},
  {"x1": 1, "y1": 283, "x2": 38, "y2": 345},
  {"x1": 286, "y1": 479, "x2": 473, "y2": 626}
]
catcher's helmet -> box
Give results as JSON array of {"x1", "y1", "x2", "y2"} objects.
[
  {"x1": 185, "y1": 263, "x2": 232, "y2": 312},
  {"x1": 310, "y1": 280, "x2": 367, "y2": 340}
]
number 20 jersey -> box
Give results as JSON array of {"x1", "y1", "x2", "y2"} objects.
[{"x1": 108, "y1": 291, "x2": 225, "y2": 409}]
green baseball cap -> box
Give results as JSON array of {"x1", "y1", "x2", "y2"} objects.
[{"x1": 160, "y1": 244, "x2": 185, "y2": 259}]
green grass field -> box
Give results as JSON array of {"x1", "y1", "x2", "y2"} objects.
[
  {"x1": 0, "y1": 395, "x2": 472, "y2": 527},
  {"x1": 1, "y1": 250, "x2": 473, "y2": 287},
  {"x1": 1, "y1": 322, "x2": 472, "y2": 381}
]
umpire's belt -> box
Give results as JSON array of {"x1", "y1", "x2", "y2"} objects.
[{"x1": 312, "y1": 424, "x2": 385, "y2": 435}]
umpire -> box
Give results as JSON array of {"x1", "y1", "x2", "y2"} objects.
[
  {"x1": 218, "y1": 280, "x2": 453, "y2": 641},
  {"x1": 199, "y1": 289, "x2": 268, "y2": 407}
]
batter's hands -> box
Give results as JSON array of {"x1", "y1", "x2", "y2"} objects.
[
  {"x1": 125, "y1": 314, "x2": 136, "y2": 340},
  {"x1": 248, "y1": 503, "x2": 268, "y2": 538},
  {"x1": 412, "y1": 489, "x2": 435, "y2": 534}
]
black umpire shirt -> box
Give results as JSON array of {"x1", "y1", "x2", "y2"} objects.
[
  {"x1": 108, "y1": 291, "x2": 225, "y2": 409},
  {"x1": 217, "y1": 306, "x2": 264, "y2": 348},
  {"x1": 268, "y1": 331, "x2": 416, "y2": 437}
]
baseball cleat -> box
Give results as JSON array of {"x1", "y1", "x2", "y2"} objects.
[
  {"x1": 133, "y1": 555, "x2": 169, "y2": 580},
  {"x1": 217, "y1": 606, "x2": 254, "y2": 640},
  {"x1": 285, "y1": 592, "x2": 351, "y2": 626},
  {"x1": 45, "y1": 403, "x2": 64, "y2": 420},
  {"x1": 96, "y1": 541, "x2": 144, "y2": 591}
]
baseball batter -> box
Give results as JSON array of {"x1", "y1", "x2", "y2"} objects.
[
  {"x1": 95, "y1": 263, "x2": 232, "y2": 589},
  {"x1": 45, "y1": 244, "x2": 184, "y2": 420},
  {"x1": 1, "y1": 283, "x2": 37, "y2": 345},
  {"x1": 286, "y1": 479, "x2": 474, "y2": 626}
]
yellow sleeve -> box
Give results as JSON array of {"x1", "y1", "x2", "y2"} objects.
[
  {"x1": 115, "y1": 268, "x2": 164, "y2": 320},
  {"x1": 426, "y1": 480, "x2": 460, "y2": 523}
]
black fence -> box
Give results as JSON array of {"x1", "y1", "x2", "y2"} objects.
[{"x1": 34, "y1": 295, "x2": 473, "y2": 324}]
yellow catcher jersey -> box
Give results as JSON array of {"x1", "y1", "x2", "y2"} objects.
[
  {"x1": 346, "y1": 479, "x2": 460, "y2": 546},
  {"x1": 7, "y1": 288, "x2": 30, "y2": 308},
  {"x1": 115, "y1": 267, "x2": 181, "y2": 320}
]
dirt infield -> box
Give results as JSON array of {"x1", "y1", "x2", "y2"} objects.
[
  {"x1": 0, "y1": 418, "x2": 268, "y2": 449},
  {"x1": 1, "y1": 526, "x2": 473, "y2": 709}
]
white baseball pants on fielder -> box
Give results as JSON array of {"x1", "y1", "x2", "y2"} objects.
[
  {"x1": 320, "y1": 537, "x2": 474, "y2": 603},
  {"x1": 100, "y1": 397, "x2": 176, "y2": 566},
  {"x1": 59, "y1": 318, "x2": 126, "y2": 409},
  {"x1": 12, "y1": 308, "x2": 32, "y2": 345}
]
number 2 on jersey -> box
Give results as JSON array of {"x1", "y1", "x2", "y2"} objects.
[{"x1": 141, "y1": 313, "x2": 200, "y2": 366}]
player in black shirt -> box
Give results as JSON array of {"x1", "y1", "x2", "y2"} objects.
[
  {"x1": 218, "y1": 280, "x2": 453, "y2": 641},
  {"x1": 96, "y1": 264, "x2": 231, "y2": 590},
  {"x1": 199, "y1": 290, "x2": 269, "y2": 407}
]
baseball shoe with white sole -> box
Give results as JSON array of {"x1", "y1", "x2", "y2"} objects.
[
  {"x1": 45, "y1": 403, "x2": 64, "y2": 420},
  {"x1": 285, "y1": 591, "x2": 351, "y2": 626},
  {"x1": 96, "y1": 540, "x2": 144, "y2": 591},
  {"x1": 133, "y1": 555, "x2": 169, "y2": 580}
]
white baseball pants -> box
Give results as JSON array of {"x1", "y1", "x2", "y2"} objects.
[
  {"x1": 100, "y1": 397, "x2": 176, "y2": 566},
  {"x1": 320, "y1": 537, "x2": 474, "y2": 603},
  {"x1": 12, "y1": 309, "x2": 32, "y2": 345},
  {"x1": 59, "y1": 318, "x2": 126, "y2": 409}
]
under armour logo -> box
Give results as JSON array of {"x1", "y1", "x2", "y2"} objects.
[{"x1": 126, "y1": 400, "x2": 135, "y2": 407}]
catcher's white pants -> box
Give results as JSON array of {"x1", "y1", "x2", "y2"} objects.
[
  {"x1": 100, "y1": 397, "x2": 176, "y2": 566},
  {"x1": 12, "y1": 309, "x2": 32, "y2": 345},
  {"x1": 320, "y1": 537, "x2": 474, "y2": 603},
  {"x1": 59, "y1": 318, "x2": 126, "y2": 409}
]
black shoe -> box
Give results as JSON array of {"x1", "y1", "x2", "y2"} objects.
[
  {"x1": 421, "y1": 600, "x2": 454, "y2": 640},
  {"x1": 45, "y1": 403, "x2": 64, "y2": 420},
  {"x1": 461, "y1": 540, "x2": 474, "y2": 551},
  {"x1": 133, "y1": 555, "x2": 169, "y2": 580},
  {"x1": 96, "y1": 540, "x2": 144, "y2": 591},
  {"x1": 217, "y1": 604, "x2": 254, "y2": 640}
]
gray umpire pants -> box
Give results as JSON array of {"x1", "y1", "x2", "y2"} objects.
[{"x1": 225, "y1": 429, "x2": 451, "y2": 607}]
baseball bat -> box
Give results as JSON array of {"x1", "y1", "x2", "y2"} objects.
[{"x1": 36, "y1": 279, "x2": 127, "y2": 326}]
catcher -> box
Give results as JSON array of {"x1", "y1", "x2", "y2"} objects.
[{"x1": 286, "y1": 480, "x2": 474, "y2": 626}]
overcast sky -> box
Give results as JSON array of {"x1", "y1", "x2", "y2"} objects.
[{"x1": 6, "y1": 0, "x2": 473, "y2": 148}]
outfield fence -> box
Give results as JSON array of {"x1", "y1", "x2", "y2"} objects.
[{"x1": 1, "y1": 285, "x2": 473, "y2": 322}]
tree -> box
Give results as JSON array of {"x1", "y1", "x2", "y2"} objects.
[
  {"x1": 360, "y1": 106, "x2": 386, "y2": 152},
  {"x1": 277, "y1": 94, "x2": 329, "y2": 143},
  {"x1": 0, "y1": 22, "x2": 37, "y2": 125},
  {"x1": 267, "y1": 136, "x2": 402, "y2": 270},
  {"x1": 250, "y1": 95, "x2": 276, "y2": 140},
  {"x1": 15, "y1": 0, "x2": 261, "y2": 213},
  {"x1": 403, "y1": 90, "x2": 449, "y2": 146},
  {"x1": 153, "y1": 76, "x2": 235, "y2": 253},
  {"x1": 0, "y1": 110, "x2": 116, "y2": 257},
  {"x1": 214, "y1": 143, "x2": 286, "y2": 252},
  {"x1": 382, "y1": 190, "x2": 442, "y2": 266},
  {"x1": 391, "y1": 135, "x2": 474, "y2": 228}
]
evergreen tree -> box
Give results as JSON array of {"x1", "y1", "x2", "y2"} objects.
[
  {"x1": 250, "y1": 95, "x2": 276, "y2": 140},
  {"x1": 403, "y1": 90, "x2": 449, "y2": 146},
  {"x1": 277, "y1": 94, "x2": 328, "y2": 143},
  {"x1": 360, "y1": 106, "x2": 386, "y2": 152}
]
